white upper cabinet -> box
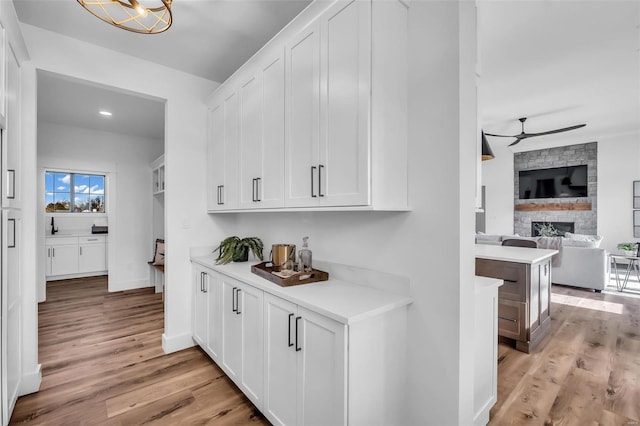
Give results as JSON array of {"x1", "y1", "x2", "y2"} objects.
[
  {"x1": 4, "y1": 43, "x2": 20, "y2": 209},
  {"x1": 238, "y1": 50, "x2": 285, "y2": 209},
  {"x1": 0, "y1": 21, "x2": 6, "y2": 127},
  {"x1": 207, "y1": 0, "x2": 409, "y2": 212}
]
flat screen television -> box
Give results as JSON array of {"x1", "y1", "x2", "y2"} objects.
[{"x1": 519, "y1": 165, "x2": 588, "y2": 199}]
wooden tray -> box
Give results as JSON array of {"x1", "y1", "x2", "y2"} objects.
[{"x1": 251, "y1": 262, "x2": 329, "y2": 287}]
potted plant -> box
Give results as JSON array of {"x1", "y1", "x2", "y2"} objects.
[
  {"x1": 617, "y1": 242, "x2": 638, "y2": 256},
  {"x1": 214, "y1": 236, "x2": 264, "y2": 264}
]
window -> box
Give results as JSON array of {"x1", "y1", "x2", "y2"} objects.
[{"x1": 45, "y1": 171, "x2": 105, "y2": 213}]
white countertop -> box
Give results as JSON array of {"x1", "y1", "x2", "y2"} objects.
[
  {"x1": 475, "y1": 244, "x2": 557, "y2": 264},
  {"x1": 191, "y1": 255, "x2": 412, "y2": 325},
  {"x1": 46, "y1": 233, "x2": 107, "y2": 238},
  {"x1": 475, "y1": 275, "x2": 503, "y2": 294}
]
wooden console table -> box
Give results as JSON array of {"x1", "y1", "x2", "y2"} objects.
[{"x1": 475, "y1": 245, "x2": 557, "y2": 353}]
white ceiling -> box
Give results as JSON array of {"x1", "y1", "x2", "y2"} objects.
[
  {"x1": 12, "y1": 1, "x2": 639, "y2": 148},
  {"x1": 478, "y1": 1, "x2": 639, "y2": 152},
  {"x1": 13, "y1": 0, "x2": 312, "y2": 141}
]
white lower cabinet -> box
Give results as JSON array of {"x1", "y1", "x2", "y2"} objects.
[
  {"x1": 79, "y1": 236, "x2": 106, "y2": 273},
  {"x1": 263, "y1": 293, "x2": 346, "y2": 426},
  {"x1": 191, "y1": 261, "x2": 409, "y2": 426},
  {"x1": 46, "y1": 235, "x2": 107, "y2": 278}
]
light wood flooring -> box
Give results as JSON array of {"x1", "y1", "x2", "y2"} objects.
[
  {"x1": 490, "y1": 284, "x2": 640, "y2": 425},
  {"x1": 10, "y1": 276, "x2": 269, "y2": 425}
]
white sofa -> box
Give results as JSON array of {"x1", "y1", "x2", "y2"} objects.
[{"x1": 476, "y1": 233, "x2": 609, "y2": 292}]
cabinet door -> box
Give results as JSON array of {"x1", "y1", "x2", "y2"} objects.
[
  {"x1": 221, "y1": 278, "x2": 242, "y2": 381},
  {"x1": 192, "y1": 267, "x2": 208, "y2": 347},
  {"x1": 3, "y1": 44, "x2": 19, "y2": 208},
  {"x1": 50, "y1": 244, "x2": 79, "y2": 276},
  {"x1": 539, "y1": 261, "x2": 551, "y2": 323},
  {"x1": 263, "y1": 294, "x2": 298, "y2": 426},
  {"x1": 238, "y1": 52, "x2": 285, "y2": 210},
  {"x1": 206, "y1": 272, "x2": 223, "y2": 361},
  {"x1": 238, "y1": 281, "x2": 264, "y2": 406},
  {"x1": 222, "y1": 92, "x2": 240, "y2": 209},
  {"x1": 284, "y1": 21, "x2": 321, "y2": 208},
  {"x1": 78, "y1": 243, "x2": 106, "y2": 273},
  {"x1": 297, "y1": 307, "x2": 347, "y2": 426},
  {"x1": 319, "y1": 0, "x2": 370, "y2": 206},
  {"x1": 0, "y1": 21, "x2": 6, "y2": 125},
  {"x1": 207, "y1": 104, "x2": 225, "y2": 211}
]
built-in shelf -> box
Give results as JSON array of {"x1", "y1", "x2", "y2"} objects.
[
  {"x1": 152, "y1": 155, "x2": 165, "y2": 195},
  {"x1": 515, "y1": 202, "x2": 591, "y2": 212}
]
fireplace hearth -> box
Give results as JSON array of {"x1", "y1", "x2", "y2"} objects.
[{"x1": 531, "y1": 221, "x2": 575, "y2": 237}]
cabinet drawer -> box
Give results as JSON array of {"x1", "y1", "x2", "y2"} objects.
[
  {"x1": 79, "y1": 236, "x2": 105, "y2": 244},
  {"x1": 497, "y1": 298, "x2": 527, "y2": 341},
  {"x1": 46, "y1": 236, "x2": 77, "y2": 246},
  {"x1": 476, "y1": 259, "x2": 527, "y2": 302}
]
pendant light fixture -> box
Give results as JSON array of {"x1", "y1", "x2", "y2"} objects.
[
  {"x1": 481, "y1": 131, "x2": 495, "y2": 161},
  {"x1": 77, "y1": 0, "x2": 173, "y2": 34}
]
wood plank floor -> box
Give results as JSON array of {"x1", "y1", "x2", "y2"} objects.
[
  {"x1": 490, "y1": 284, "x2": 640, "y2": 425},
  {"x1": 10, "y1": 276, "x2": 269, "y2": 425}
]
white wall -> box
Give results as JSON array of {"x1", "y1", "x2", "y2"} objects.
[
  {"x1": 37, "y1": 121, "x2": 163, "y2": 294},
  {"x1": 20, "y1": 23, "x2": 225, "y2": 357}
]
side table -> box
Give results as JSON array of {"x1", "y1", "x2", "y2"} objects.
[{"x1": 609, "y1": 254, "x2": 640, "y2": 291}]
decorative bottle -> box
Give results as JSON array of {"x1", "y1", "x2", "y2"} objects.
[{"x1": 298, "y1": 236, "x2": 313, "y2": 272}]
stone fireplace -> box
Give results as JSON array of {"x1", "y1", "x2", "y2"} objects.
[
  {"x1": 514, "y1": 142, "x2": 597, "y2": 237},
  {"x1": 531, "y1": 221, "x2": 575, "y2": 237}
]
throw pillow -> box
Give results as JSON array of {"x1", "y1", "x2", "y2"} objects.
[
  {"x1": 561, "y1": 238, "x2": 596, "y2": 248},
  {"x1": 153, "y1": 239, "x2": 165, "y2": 265},
  {"x1": 564, "y1": 232, "x2": 603, "y2": 248}
]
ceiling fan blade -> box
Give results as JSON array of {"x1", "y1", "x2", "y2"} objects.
[
  {"x1": 525, "y1": 124, "x2": 586, "y2": 137},
  {"x1": 484, "y1": 132, "x2": 516, "y2": 138},
  {"x1": 507, "y1": 138, "x2": 521, "y2": 147}
]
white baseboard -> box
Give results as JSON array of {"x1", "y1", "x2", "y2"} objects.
[
  {"x1": 108, "y1": 279, "x2": 152, "y2": 292},
  {"x1": 162, "y1": 332, "x2": 195, "y2": 354},
  {"x1": 18, "y1": 363, "x2": 42, "y2": 396}
]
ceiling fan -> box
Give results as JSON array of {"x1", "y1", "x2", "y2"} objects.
[{"x1": 484, "y1": 117, "x2": 586, "y2": 146}]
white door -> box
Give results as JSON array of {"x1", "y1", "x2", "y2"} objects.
[
  {"x1": 50, "y1": 244, "x2": 78, "y2": 276},
  {"x1": 207, "y1": 104, "x2": 225, "y2": 211},
  {"x1": 78, "y1": 242, "x2": 106, "y2": 273},
  {"x1": 263, "y1": 293, "x2": 298, "y2": 426},
  {"x1": 284, "y1": 21, "x2": 321, "y2": 208},
  {"x1": 205, "y1": 271, "x2": 222, "y2": 361},
  {"x1": 238, "y1": 282, "x2": 263, "y2": 406},
  {"x1": 3, "y1": 44, "x2": 19, "y2": 209},
  {"x1": 297, "y1": 307, "x2": 347, "y2": 426},
  {"x1": 319, "y1": 0, "x2": 371, "y2": 206},
  {"x1": 192, "y1": 267, "x2": 208, "y2": 347},
  {"x1": 221, "y1": 278, "x2": 242, "y2": 381},
  {"x1": 3, "y1": 210, "x2": 22, "y2": 423}
]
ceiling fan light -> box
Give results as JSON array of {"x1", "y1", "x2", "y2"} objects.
[
  {"x1": 481, "y1": 131, "x2": 495, "y2": 161},
  {"x1": 76, "y1": 0, "x2": 172, "y2": 34}
]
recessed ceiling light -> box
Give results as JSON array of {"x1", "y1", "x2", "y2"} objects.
[{"x1": 99, "y1": 110, "x2": 112, "y2": 117}]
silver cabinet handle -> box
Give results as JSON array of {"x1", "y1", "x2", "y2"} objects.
[
  {"x1": 311, "y1": 166, "x2": 317, "y2": 198},
  {"x1": 8, "y1": 218, "x2": 15, "y2": 248},
  {"x1": 498, "y1": 316, "x2": 518, "y2": 323},
  {"x1": 7, "y1": 169, "x2": 15, "y2": 199},
  {"x1": 318, "y1": 165, "x2": 325, "y2": 197}
]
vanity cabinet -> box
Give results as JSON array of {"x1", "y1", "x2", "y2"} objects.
[
  {"x1": 206, "y1": 0, "x2": 409, "y2": 212},
  {"x1": 476, "y1": 256, "x2": 552, "y2": 353},
  {"x1": 46, "y1": 235, "x2": 107, "y2": 279},
  {"x1": 263, "y1": 293, "x2": 346, "y2": 426}
]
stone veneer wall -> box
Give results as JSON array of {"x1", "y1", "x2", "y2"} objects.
[{"x1": 514, "y1": 142, "x2": 597, "y2": 236}]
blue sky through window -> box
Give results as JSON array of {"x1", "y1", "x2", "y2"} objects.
[{"x1": 45, "y1": 172, "x2": 105, "y2": 213}]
